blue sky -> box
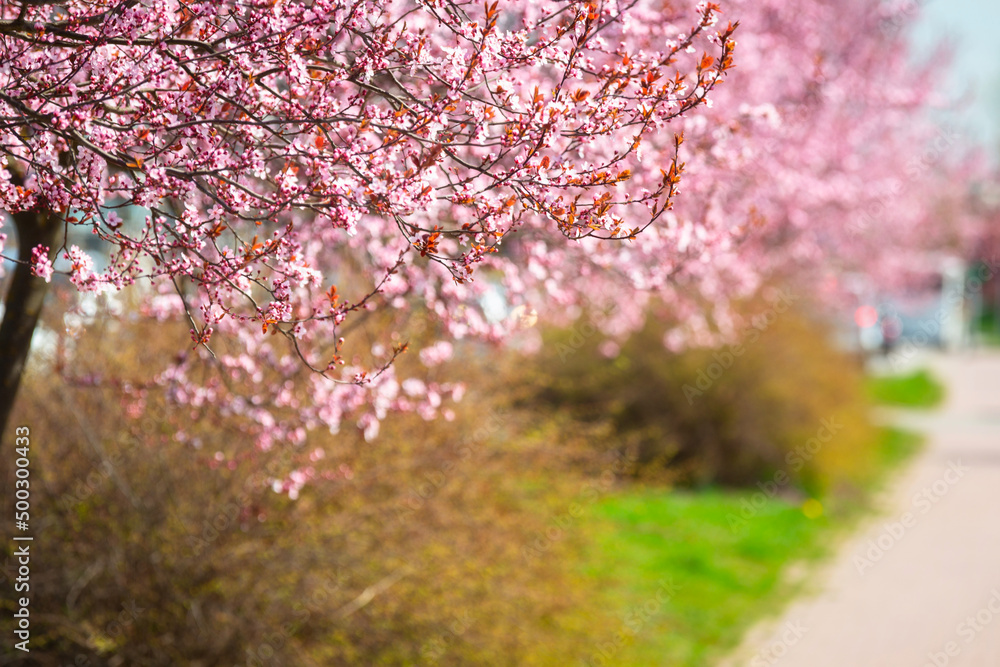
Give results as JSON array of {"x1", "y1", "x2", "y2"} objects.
[{"x1": 910, "y1": 0, "x2": 1000, "y2": 156}]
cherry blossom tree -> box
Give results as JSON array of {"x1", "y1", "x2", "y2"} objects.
[
  {"x1": 0, "y1": 0, "x2": 737, "y2": 442},
  {"x1": 498, "y1": 0, "x2": 982, "y2": 351},
  {"x1": 1, "y1": 0, "x2": 980, "y2": 471}
]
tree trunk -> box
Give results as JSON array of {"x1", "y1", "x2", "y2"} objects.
[{"x1": 0, "y1": 206, "x2": 60, "y2": 444}]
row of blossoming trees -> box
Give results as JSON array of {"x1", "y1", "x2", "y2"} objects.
[{"x1": 0, "y1": 0, "x2": 983, "y2": 461}]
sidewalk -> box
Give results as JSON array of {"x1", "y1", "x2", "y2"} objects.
[{"x1": 723, "y1": 350, "x2": 1000, "y2": 667}]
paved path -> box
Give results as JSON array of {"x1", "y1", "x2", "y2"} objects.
[{"x1": 725, "y1": 350, "x2": 1000, "y2": 667}]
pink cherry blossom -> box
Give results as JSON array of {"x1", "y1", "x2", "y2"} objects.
[
  {"x1": 29, "y1": 246, "x2": 53, "y2": 283},
  {"x1": 0, "y1": 0, "x2": 983, "y2": 478}
]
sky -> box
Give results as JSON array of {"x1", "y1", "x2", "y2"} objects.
[{"x1": 910, "y1": 0, "x2": 1000, "y2": 157}]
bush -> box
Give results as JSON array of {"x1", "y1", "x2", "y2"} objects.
[
  {"x1": 0, "y1": 286, "x2": 886, "y2": 665},
  {"x1": 1, "y1": 311, "x2": 603, "y2": 666},
  {"x1": 516, "y1": 291, "x2": 877, "y2": 494}
]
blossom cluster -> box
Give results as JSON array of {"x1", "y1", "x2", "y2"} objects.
[
  {"x1": 0, "y1": 0, "x2": 979, "y2": 464},
  {"x1": 1, "y1": 0, "x2": 736, "y2": 446}
]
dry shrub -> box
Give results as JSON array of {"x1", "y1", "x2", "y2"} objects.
[
  {"x1": 514, "y1": 291, "x2": 877, "y2": 494},
  {"x1": 0, "y1": 284, "x2": 879, "y2": 666},
  {"x1": 0, "y1": 306, "x2": 606, "y2": 666}
]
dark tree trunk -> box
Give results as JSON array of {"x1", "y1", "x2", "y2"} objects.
[{"x1": 0, "y1": 206, "x2": 60, "y2": 444}]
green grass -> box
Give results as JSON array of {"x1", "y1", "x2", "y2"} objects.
[
  {"x1": 577, "y1": 491, "x2": 829, "y2": 666},
  {"x1": 573, "y1": 427, "x2": 923, "y2": 667},
  {"x1": 860, "y1": 427, "x2": 924, "y2": 487},
  {"x1": 866, "y1": 369, "x2": 944, "y2": 408},
  {"x1": 973, "y1": 309, "x2": 1000, "y2": 346},
  {"x1": 976, "y1": 329, "x2": 1000, "y2": 347}
]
